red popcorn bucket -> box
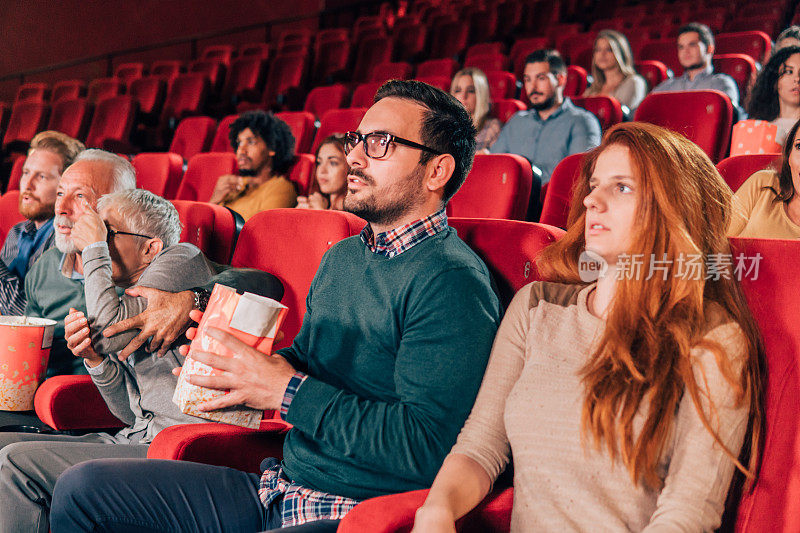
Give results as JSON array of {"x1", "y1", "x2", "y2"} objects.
[{"x1": 0, "y1": 316, "x2": 56, "y2": 411}]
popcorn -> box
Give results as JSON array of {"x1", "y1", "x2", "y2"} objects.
[{"x1": 0, "y1": 316, "x2": 56, "y2": 411}]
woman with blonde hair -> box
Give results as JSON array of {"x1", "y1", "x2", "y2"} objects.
[
  {"x1": 412, "y1": 122, "x2": 765, "y2": 532},
  {"x1": 450, "y1": 68, "x2": 502, "y2": 150},
  {"x1": 584, "y1": 29, "x2": 648, "y2": 111}
]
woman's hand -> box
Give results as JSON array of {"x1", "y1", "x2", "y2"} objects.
[
  {"x1": 64, "y1": 308, "x2": 104, "y2": 367},
  {"x1": 296, "y1": 192, "x2": 330, "y2": 210},
  {"x1": 411, "y1": 505, "x2": 457, "y2": 533},
  {"x1": 70, "y1": 200, "x2": 107, "y2": 252},
  {"x1": 209, "y1": 174, "x2": 242, "y2": 204}
]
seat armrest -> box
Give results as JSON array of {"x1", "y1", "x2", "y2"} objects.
[{"x1": 33, "y1": 375, "x2": 125, "y2": 431}]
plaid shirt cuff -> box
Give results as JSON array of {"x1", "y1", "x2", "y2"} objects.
[{"x1": 280, "y1": 371, "x2": 308, "y2": 420}]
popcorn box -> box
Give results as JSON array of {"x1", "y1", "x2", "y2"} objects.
[
  {"x1": 730, "y1": 120, "x2": 782, "y2": 156},
  {"x1": 173, "y1": 284, "x2": 288, "y2": 428},
  {"x1": 0, "y1": 316, "x2": 56, "y2": 411}
]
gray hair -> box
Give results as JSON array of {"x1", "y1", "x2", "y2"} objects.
[
  {"x1": 72, "y1": 149, "x2": 136, "y2": 192},
  {"x1": 97, "y1": 189, "x2": 182, "y2": 247}
]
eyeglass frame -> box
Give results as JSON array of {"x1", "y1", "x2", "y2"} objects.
[
  {"x1": 343, "y1": 131, "x2": 444, "y2": 159},
  {"x1": 106, "y1": 226, "x2": 154, "y2": 242}
]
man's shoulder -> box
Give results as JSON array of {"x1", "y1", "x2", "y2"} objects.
[
  {"x1": 28, "y1": 247, "x2": 64, "y2": 277},
  {"x1": 563, "y1": 100, "x2": 601, "y2": 130},
  {"x1": 504, "y1": 109, "x2": 535, "y2": 127}
]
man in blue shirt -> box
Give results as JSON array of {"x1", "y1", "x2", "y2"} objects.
[{"x1": 491, "y1": 49, "x2": 601, "y2": 218}]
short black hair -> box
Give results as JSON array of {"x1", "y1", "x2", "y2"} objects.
[
  {"x1": 524, "y1": 49, "x2": 567, "y2": 76},
  {"x1": 374, "y1": 80, "x2": 477, "y2": 204},
  {"x1": 229, "y1": 110, "x2": 296, "y2": 174},
  {"x1": 678, "y1": 22, "x2": 714, "y2": 49}
]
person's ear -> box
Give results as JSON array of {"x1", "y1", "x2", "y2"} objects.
[
  {"x1": 556, "y1": 72, "x2": 567, "y2": 88},
  {"x1": 425, "y1": 153, "x2": 456, "y2": 194},
  {"x1": 707, "y1": 43, "x2": 715, "y2": 56},
  {"x1": 141, "y1": 238, "x2": 164, "y2": 264}
]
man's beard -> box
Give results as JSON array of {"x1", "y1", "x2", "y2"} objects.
[
  {"x1": 53, "y1": 215, "x2": 79, "y2": 254},
  {"x1": 683, "y1": 61, "x2": 706, "y2": 71},
  {"x1": 18, "y1": 195, "x2": 54, "y2": 223},
  {"x1": 238, "y1": 168, "x2": 258, "y2": 177},
  {"x1": 530, "y1": 93, "x2": 557, "y2": 111},
  {"x1": 343, "y1": 166, "x2": 427, "y2": 227}
]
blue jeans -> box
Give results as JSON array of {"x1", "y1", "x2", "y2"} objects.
[{"x1": 50, "y1": 458, "x2": 340, "y2": 532}]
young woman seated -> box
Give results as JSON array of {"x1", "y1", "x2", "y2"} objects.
[{"x1": 296, "y1": 135, "x2": 348, "y2": 211}]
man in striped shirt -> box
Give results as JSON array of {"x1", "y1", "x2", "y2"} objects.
[{"x1": 0, "y1": 131, "x2": 84, "y2": 315}]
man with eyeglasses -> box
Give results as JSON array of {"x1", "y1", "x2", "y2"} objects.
[{"x1": 50, "y1": 80, "x2": 502, "y2": 533}]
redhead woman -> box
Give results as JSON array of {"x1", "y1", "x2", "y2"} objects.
[
  {"x1": 296, "y1": 135, "x2": 348, "y2": 210},
  {"x1": 412, "y1": 122, "x2": 765, "y2": 532}
]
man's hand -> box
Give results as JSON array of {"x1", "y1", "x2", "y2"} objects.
[
  {"x1": 102, "y1": 287, "x2": 195, "y2": 360},
  {"x1": 209, "y1": 174, "x2": 242, "y2": 204},
  {"x1": 64, "y1": 308, "x2": 104, "y2": 367},
  {"x1": 176, "y1": 326, "x2": 296, "y2": 412},
  {"x1": 70, "y1": 200, "x2": 107, "y2": 252}
]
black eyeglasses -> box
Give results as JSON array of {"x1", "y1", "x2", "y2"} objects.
[
  {"x1": 343, "y1": 131, "x2": 443, "y2": 159},
  {"x1": 106, "y1": 228, "x2": 153, "y2": 241}
]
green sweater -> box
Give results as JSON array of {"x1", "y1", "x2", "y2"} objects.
[{"x1": 280, "y1": 227, "x2": 501, "y2": 500}]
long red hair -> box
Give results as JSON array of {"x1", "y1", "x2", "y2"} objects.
[{"x1": 538, "y1": 122, "x2": 765, "y2": 489}]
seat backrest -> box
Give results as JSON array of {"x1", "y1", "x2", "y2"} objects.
[
  {"x1": 493, "y1": 98, "x2": 526, "y2": 123},
  {"x1": 47, "y1": 97, "x2": 91, "y2": 140},
  {"x1": 221, "y1": 57, "x2": 264, "y2": 100},
  {"x1": 129, "y1": 76, "x2": 167, "y2": 116},
  {"x1": 171, "y1": 199, "x2": 237, "y2": 264},
  {"x1": 287, "y1": 153, "x2": 316, "y2": 196},
  {"x1": 429, "y1": 21, "x2": 469, "y2": 59},
  {"x1": 634, "y1": 90, "x2": 733, "y2": 162},
  {"x1": 485, "y1": 70, "x2": 517, "y2": 101},
  {"x1": 211, "y1": 114, "x2": 237, "y2": 153},
  {"x1": 275, "y1": 111, "x2": 317, "y2": 154},
  {"x1": 263, "y1": 53, "x2": 308, "y2": 106},
  {"x1": 350, "y1": 82, "x2": 382, "y2": 109},
  {"x1": 87, "y1": 77, "x2": 122, "y2": 105},
  {"x1": 200, "y1": 44, "x2": 234, "y2": 65},
  {"x1": 51, "y1": 80, "x2": 85, "y2": 103},
  {"x1": 132, "y1": 152, "x2": 185, "y2": 199},
  {"x1": 3, "y1": 101, "x2": 49, "y2": 147},
  {"x1": 84, "y1": 96, "x2": 136, "y2": 149},
  {"x1": 540, "y1": 153, "x2": 583, "y2": 228},
  {"x1": 304, "y1": 84, "x2": 349, "y2": 119},
  {"x1": 114, "y1": 62, "x2": 145, "y2": 86},
  {"x1": 231, "y1": 209, "x2": 365, "y2": 348},
  {"x1": 169, "y1": 116, "x2": 217, "y2": 161},
  {"x1": 465, "y1": 42, "x2": 505, "y2": 60},
  {"x1": 311, "y1": 40, "x2": 351, "y2": 86},
  {"x1": 713, "y1": 54, "x2": 756, "y2": 101},
  {"x1": 161, "y1": 74, "x2": 208, "y2": 121},
  {"x1": 464, "y1": 54, "x2": 511, "y2": 74},
  {"x1": 729, "y1": 237, "x2": 800, "y2": 532},
  {"x1": 188, "y1": 60, "x2": 226, "y2": 94},
  {"x1": 414, "y1": 75, "x2": 451, "y2": 92},
  {"x1": 6, "y1": 156, "x2": 25, "y2": 191},
  {"x1": 175, "y1": 152, "x2": 237, "y2": 201},
  {"x1": 564, "y1": 65, "x2": 588, "y2": 97},
  {"x1": 634, "y1": 60, "x2": 669, "y2": 90},
  {"x1": 370, "y1": 61, "x2": 413, "y2": 83},
  {"x1": 716, "y1": 154, "x2": 781, "y2": 192},
  {"x1": 15, "y1": 82, "x2": 48, "y2": 104},
  {"x1": 239, "y1": 42, "x2": 270, "y2": 61},
  {"x1": 510, "y1": 36, "x2": 550, "y2": 78},
  {"x1": 715, "y1": 31, "x2": 772, "y2": 64},
  {"x1": 313, "y1": 108, "x2": 367, "y2": 153},
  {"x1": 353, "y1": 36, "x2": 394, "y2": 83},
  {"x1": 449, "y1": 218, "x2": 564, "y2": 307},
  {"x1": 640, "y1": 38, "x2": 682, "y2": 75},
  {"x1": 447, "y1": 153, "x2": 533, "y2": 221},
  {"x1": 416, "y1": 58, "x2": 459, "y2": 79},
  {"x1": 392, "y1": 23, "x2": 427, "y2": 63},
  {"x1": 570, "y1": 95, "x2": 624, "y2": 132},
  {"x1": 151, "y1": 60, "x2": 183, "y2": 82},
  {"x1": 0, "y1": 191, "x2": 24, "y2": 243}
]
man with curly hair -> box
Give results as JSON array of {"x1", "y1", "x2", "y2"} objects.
[{"x1": 209, "y1": 110, "x2": 298, "y2": 220}]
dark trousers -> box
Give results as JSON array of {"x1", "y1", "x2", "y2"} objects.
[{"x1": 50, "y1": 458, "x2": 341, "y2": 533}]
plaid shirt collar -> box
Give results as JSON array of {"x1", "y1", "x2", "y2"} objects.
[{"x1": 359, "y1": 208, "x2": 448, "y2": 258}]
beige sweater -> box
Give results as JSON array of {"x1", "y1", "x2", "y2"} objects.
[
  {"x1": 729, "y1": 170, "x2": 800, "y2": 239},
  {"x1": 450, "y1": 282, "x2": 748, "y2": 532}
]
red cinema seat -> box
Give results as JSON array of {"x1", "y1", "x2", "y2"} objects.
[
  {"x1": 168, "y1": 116, "x2": 216, "y2": 161},
  {"x1": 561, "y1": 32, "x2": 596, "y2": 65},
  {"x1": 353, "y1": 36, "x2": 394, "y2": 83},
  {"x1": 239, "y1": 43, "x2": 270, "y2": 61},
  {"x1": 725, "y1": 16, "x2": 779, "y2": 40},
  {"x1": 6, "y1": 156, "x2": 25, "y2": 191},
  {"x1": 0, "y1": 102, "x2": 10, "y2": 132},
  {"x1": 466, "y1": 42, "x2": 505, "y2": 61},
  {"x1": 188, "y1": 59, "x2": 227, "y2": 96},
  {"x1": 51, "y1": 80, "x2": 85, "y2": 104},
  {"x1": 713, "y1": 54, "x2": 756, "y2": 101},
  {"x1": 416, "y1": 58, "x2": 459, "y2": 79},
  {"x1": 0, "y1": 191, "x2": 25, "y2": 242},
  {"x1": 540, "y1": 153, "x2": 583, "y2": 228},
  {"x1": 414, "y1": 76, "x2": 451, "y2": 92},
  {"x1": 493, "y1": 98, "x2": 526, "y2": 123},
  {"x1": 161, "y1": 74, "x2": 208, "y2": 124},
  {"x1": 132, "y1": 152, "x2": 184, "y2": 199},
  {"x1": 47, "y1": 98, "x2": 91, "y2": 140},
  {"x1": 370, "y1": 62, "x2": 413, "y2": 83},
  {"x1": 175, "y1": 152, "x2": 237, "y2": 202},
  {"x1": 287, "y1": 153, "x2": 315, "y2": 196},
  {"x1": 351, "y1": 82, "x2": 382, "y2": 109},
  {"x1": 304, "y1": 85, "x2": 349, "y2": 120},
  {"x1": 276, "y1": 28, "x2": 313, "y2": 51},
  {"x1": 486, "y1": 70, "x2": 517, "y2": 101},
  {"x1": 641, "y1": 39, "x2": 682, "y2": 75},
  {"x1": 391, "y1": 21, "x2": 427, "y2": 63},
  {"x1": 635, "y1": 60, "x2": 670, "y2": 90},
  {"x1": 447, "y1": 153, "x2": 533, "y2": 221},
  {"x1": 171, "y1": 199, "x2": 238, "y2": 264},
  {"x1": 564, "y1": 65, "x2": 588, "y2": 98},
  {"x1": 511, "y1": 37, "x2": 550, "y2": 78},
  {"x1": 635, "y1": 90, "x2": 734, "y2": 162},
  {"x1": 313, "y1": 108, "x2": 367, "y2": 152},
  {"x1": 129, "y1": 76, "x2": 167, "y2": 117},
  {"x1": 87, "y1": 78, "x2": 122, "y2": 105},
  {"x1": 84, "y1": 96, "x2": 137, "y2": 150},
  {"x1": 220, "y1": 57, "x2": 265, "y2": 104},
  {"x1": 570, "y1": 95, "x2": 624, "y2": 131},
  {"x1": 275, "y1": 111, "x2": 316, "y2": 154},
  {"x1": 3, "y1": 101, "x2": 49, "y2": 149},
  {"x1": 465, "y1": 54, "x2": 511, "y2": 73},
  {"x1": 467, "y1": 8, "x2": 499, "y2": 46},
  {"x1": 151, "y1": 60, "x2": 183, "y2": 84},
  {"x1": 430, "y1": 20, "x2": 469, "y2": 59},
  {"x1": 716, "y1": 153, "x2": 781, "y2": 192},
  {"x1": 114, "y1": 62, "x2": 145, "y2": 86},
  {"x1": 495, "y1": 1, "x2": 524, "y2": 39},
  {"x1": 14, "y1": 83, "x2": 48, "y2": 104},
  {"x1": 261, "y1": 53, "x2": 307, "y2": 109},
  {"x1": 200, "y1": 44, "x2": 234, "y2": 65},
  {"x1": 34, "y1": 375, "x2": 125, "y2": 431},
  {"x1": 715, "y1": 31, "x2": 772, "y2": 64},
  {"x1": 312, "y1": 38, "x2": 350, "y2": 86},
  {"x1": 211, "y1": 114, "x2": 237, "y2": 153},
  {"x1": 353, "y1": 15, "x2": 386, "y2": 43}
]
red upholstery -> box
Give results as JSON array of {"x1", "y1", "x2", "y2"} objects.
[
  {"x1": 231, "y1": 209, "x2": 364, "y2": 349},
  {"x1": 493, "y1": 99, "x2": 526, "y2": 123},
  {"x1": 14, "y1": 82, "x2": 48, "y2": 103},
  {"x1": 312, "y1": 38, "x2": 350, "y2": 86},
  {"x1": 51, "y1": 79, "x2": 85, "y2": 103},
  {"x1": 351, "y1": 82, "x2": 382, "y2": 109},
  {"x1": 640, "y1": 38, "x2": 682, "y2": 75},
  {"x1": 417, "y1": 58, "x2": 459, "y2": 79},
  {"x1": 414, "y1": 76, "x2": 451, "y2": 92},
  {"x1": 726, "y1": 16, "x2": 779, "y2": 41},
  {"x1": 539, "y1": 153, "x2": 583, "y2": 228},
  {"x1": 277, "y1": 28, "x2": 313, "y2": 50},
  {"x1": 715, "y1": 31, "x2": 772, "y2": 64},
  {"x1": 496, "y1": 1, "x2": 524, "y2": 39},
  {"x1": 465, "y1": 54, "x2": 511, "y2": 73},
  {"x1": 467, "y1": 8, "x2": 498, "y2": 46},
  {"x1": 211, "y1": 114, "x2": 237, "y2": 153},
  {"x1": 353, "y1": 15, "x2": 386, "y2": 43},
  {"x1": 370, "y1": 62, "x2": 413, "y2": 83},
  {"x1": 304, "y1": 84, "x2": 349, "y2": 119},
  {"x1": 564, "y1": 65, "x2": 588, "y2": 98},
  {"x1": 84, "y1": 95, "x2": 137, "y2": 150},
  {"x1": 6, "y1": 157, "x2": 25, "y2": 191},
  {"x1": 3, "y1": 101, "x2": 49, "y2": 148},
  {"x1": 716, "y1": 154, "x2": 781, "y2": 192},
  {"x1": 150, "y1": 60, "x2": 183, "y2": 83},
  {"x1": 353, "y1": 36, "x2": 394, "y2": 83},
  {"x1": 713, "y1": 54, "x2": 757, "y2": 101},
  {"x1": 634, "y1": 90, "x2": 734, "y2": 162},
  {"x1": 221, "y1": 57, "x2": 264, "y2": 103},
  {"x1": 635, "y1": 60, "x2": 669, "y2": 90},
  {"x1": 287, "y1": 153, "x2": 316, "y2": 196},
  {"x1": 33, "y1": 375, "x2": 125, "y2": 431},
  {"x1": 239, "y1": 43, "x2": 270, "y2": 61},
  {"x1": 510, "y1": 37, "x2": 550, "y2": 78},
  {"x1": 486, "y1": 70, "x2": 517, "y2": 101},
  {"x1": 275, "y1": 111, "x2": 316, "y2": 154},
  {"x1": 313, "y1": 107, "x2": 367, "y2": 152},
  {"x1": 0, "y1": 191, "x2": 24, "y2": 242},
  {"x1": 465, "y1": 42, "x2": 505, "y2": 60},
  {"x1": 447, "y1": 154, "x2": 532, "y2": 221},
  {"x1": 161, "y1": 73, "x2": 208, "y2": 122},
  {"x1": 200, "y1": 44, "x2": 234, "y2": 65},
  {"x1": 132, "y1": 152, "x2": 184, "y2": 199},
  {"x1": 392, "y1": 22, "x2": 427, "y2": 63},
  {"x1": 47, "y1": 97, "x2": 91, "y2": 140},
  {"x1": 730, "y1": 237, "x2": 800, "y2": 532},
  {"x1": 261, "y1": 53, "x2": 307, "y2": 108},
  {"x1": 87, "y1": 77, "x2": 122, "y2": 105},
  {"x1": 171, "y1": 199, "x2": 237, "y2": 264},
  {"x1": 114, "y1": 62, "x2": 145, "y2": 86},
  {"x1": 430, "y1": 20, "x2": 469, "y2": 59},
  {"x1": 168, "y1": 116, "x2": 216, "y2": 161},
  {"x1": 561, "y1": 32, "x2": 596, "y2": 65},
  {"x1": 129, "y1": 76, "x2": 167, "y2": 116},
  {"x1": 175, "y1": 152, "x2": 237, "y2": 202},
  {"x1": 0, "y1": 102, "x2": 10, "y2": 132},
  {"x1": 571, "y1": 95, "x2": 624, "y2": 131},
  {"x1": 188, "y1": 59, "x2": 227, "y2": 95}
]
